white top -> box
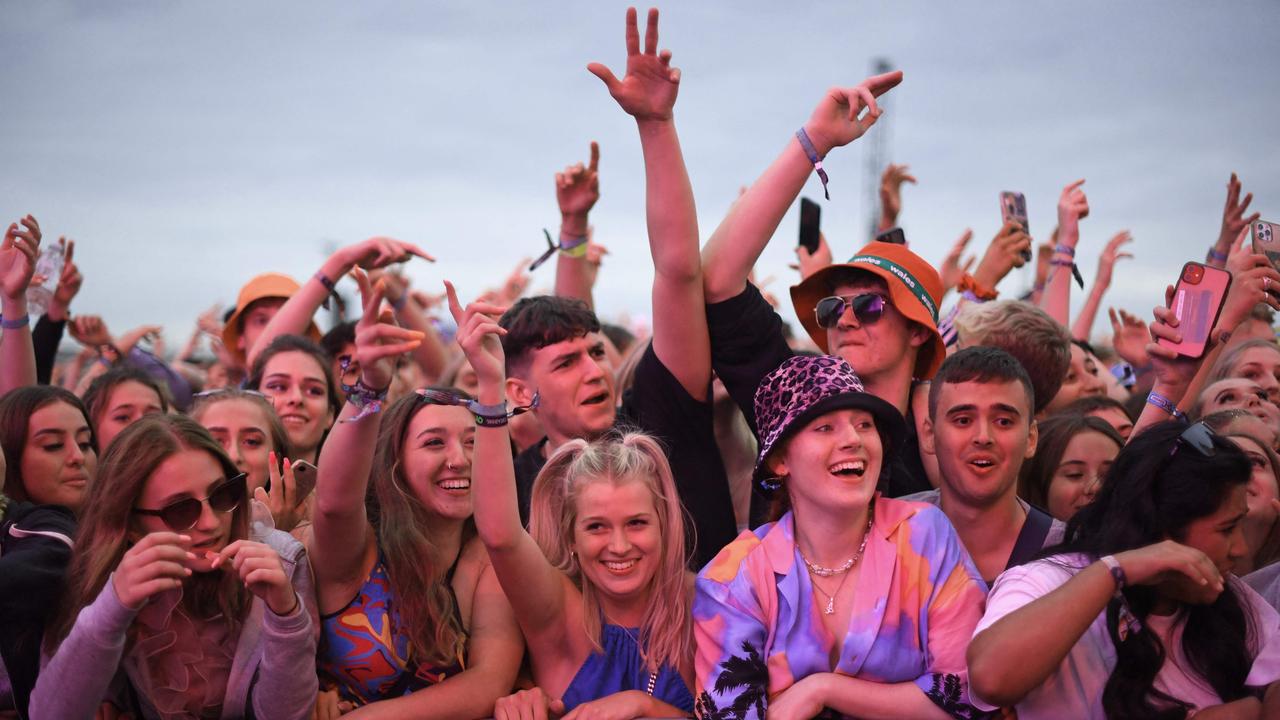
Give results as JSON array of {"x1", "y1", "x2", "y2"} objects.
[{"x1": 971, "y1": 554, "x2": 1280, "y2": 719}]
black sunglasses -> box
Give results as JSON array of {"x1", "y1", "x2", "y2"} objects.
[
  {"x1": 1170, "y1": 421, "x2": 1216, "y2": 459},
  {"x1": 133, "y1": 474, "x2": 247, "y2": 532},
  {"x1": 815, "y1": 293, "x2": 888, "y2": 329}
]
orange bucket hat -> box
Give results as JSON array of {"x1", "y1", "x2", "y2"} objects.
[
  {"x1": 789, "y1": 241, "x2": 946, "y2": 380},
  {"x1": 222, "y1": 273, "x2": 320, "y2": 365}
]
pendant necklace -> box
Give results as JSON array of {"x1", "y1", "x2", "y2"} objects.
[{"x1": 800, "y1": 506, "x2": 874, "y2": 615}]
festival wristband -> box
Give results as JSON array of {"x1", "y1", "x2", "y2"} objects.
[
  {"x1": 1100, "y1": 555, "x2": 1127, "y2": 590},
  {"x1": 1207, "y1": 246, "x2": 1228, "y2": 264},
  {"x1": 1049, "y1": 258, "x2": 1085, "y2": 289},
  {"x1": 1146, "y1": 390, "x2": 1187, "y2": 422},
  {"x1": 1053, "y1": 244, "x2": 1076, "y2": 258},
  {"x1": 0, "y1": 314, "x2": 30, "y2": 330},
  {"x1": 338, "y1": 357, "x2": 389, "y2": 422},
  {"x1": 314, "y1": 271, "x2": 338, "y2": 311},
  {"x1": 415, "y1": 387, "x2": 540, "y2": 427},
  {"x1": 795, "y1": 127, "x2": 830, "y2": 200}
]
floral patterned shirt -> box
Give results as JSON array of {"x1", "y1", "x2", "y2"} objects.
[{"x1": 693, "y1": 497, "x2": 989, "y2": 719}]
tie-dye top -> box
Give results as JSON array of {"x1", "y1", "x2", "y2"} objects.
[
  {"x1": 317, "y1": 553, "x2": 465, "y2": 705},
  {"x1": 693, "y1": 497, "x2": 989, "y2": 720}
]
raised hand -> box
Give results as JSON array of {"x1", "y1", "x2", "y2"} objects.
[
  {"x1": 972, "y1": 220, "x2": 1031, "y2": 289},
  {"x1": 69, "y1": 315, "x2": 113, "y2": 348},
  {"x1": 1216, "y1": 173, "x2": 1260, "y2": 260},
  {"x1": 792, "y1": 230, "x2": 833, "y2": 280},
  {"x1": 197, "y1": 304, "x2": 224, "y2": 337},
  {"x1": 340, "y1": 237, "x2": 434, "y2": 271},
  {"x1": 588, "y1": 7, "x2": 680, "y2": 122},
  {"x1": 254, "y1": 452, "x2": 307, "y2": 533},
  {"x1": 444, "y1": 280, "x2": 508, "y2": 389},
  {"x1": 1094, "y1": 231, "x2": 1133, "y2": 288},
  {"x1": 1216, "y1": 252, "x2": 1280, "y2": 335},
  {"x1": 49, "y1": 238, "x2": 83, "y2": 321},
  {"x1": 1108, "y1": 307, "x2": 1151, "y2": 369},
  {"x1": 1057, "y1": 179, "x2": 1089, "y2": 244},
  {"x1": 1146, "y1": 300, "x2": 1199, "y2": 391},
  {"x1": 939, "y1": 229, "x2": 975, "y2": 293},
  {"x1": 0, "y1": 216, "x2": 41, "y2": 301},
  {"x1": 802, "y1": 71, "x2": 903, "y2": 156},
  {"x1": 352, "y1": 271, "x2": 424, "y2": 391},
  {"x1": 213, "y1": 539, "x2": 298, "y2": 615},
  {"x1": 557, "y1": 142, "x2": 602, "y2": 223},
  {"x1": 112, "y1": 532, "x2": 194, "y2": 609},
  {"x1": 879, "y1": 163, "x2": 917, "y2": 226}
]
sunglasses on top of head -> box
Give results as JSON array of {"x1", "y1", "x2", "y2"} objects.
[
  {"x1": 133, "y1": 473, "x2": 247, "y2": 532},
  {"x1": 814, "y1": 293, "x2": 888, "y2": 329}
]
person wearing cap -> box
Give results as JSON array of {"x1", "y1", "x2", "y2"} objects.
[
  {"x1": 232, "y1": 237, "x2": 433, "y2": 370},
  {"x1": 693, "y1": 355, "x2": 987, "y2": 720},
  {"x1": 701, "y1": 73, "x2": 940, "y2": 522},
  {"x1": 222, "y1": 272, "x2": 321, "y2": 371}
]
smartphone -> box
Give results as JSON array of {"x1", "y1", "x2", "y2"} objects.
[
  {"x1": 1157, "y1": 262, "x2": 1232, "y2": 359},
  {"x1": 291, "y1": 460, "x2": 318, "y2": 505},
  {"x1": 798, "y1": 197, "x2": 821, "y2": 254},
  {"x1": 876, "y1": 227, "x2": 906, "y2": 245},
  {"x1": 1000, "y1": 191, "x2": 1034, "y2": 262},
  {"x1": 1251, "y1": 220, "x2": 1280, "y2": 276}
]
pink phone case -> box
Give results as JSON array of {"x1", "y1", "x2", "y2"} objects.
[{"x1": 1158, "y1": 262, "x2": 1231, "y2": 359}]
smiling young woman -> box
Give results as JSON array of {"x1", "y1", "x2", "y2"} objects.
[
  {"x1": 246, "y1": 335, "x2": 341, "y2": 465},
  {"x1": 694, "y1": 355, "x2": 988, "y2": 720},
  {"x1": 30, "y1": 414, "x2": 317, "y2": 720}
]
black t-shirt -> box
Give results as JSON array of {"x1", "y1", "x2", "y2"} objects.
[
  {"x1": 512, "y1": 343, "x2": 738, "y2": 571},
  {"x1": 704, "y1": 283, "x2": 931, "y2": 527}
]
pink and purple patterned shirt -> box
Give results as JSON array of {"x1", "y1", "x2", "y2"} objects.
[{"x1": 693, "y1": 497, "x2": 989, "y2": 719}]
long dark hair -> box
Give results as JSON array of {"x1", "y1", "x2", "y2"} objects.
[
  {"x1": 0, "y1": 386, "x2": 95, "y2": 503},
  {"x1": 1018, "y1": 414, "x2": 1122, "y2": 511},
  {"x1": 1048, "y1": 421, "x2": 1255, "y2": 719}
]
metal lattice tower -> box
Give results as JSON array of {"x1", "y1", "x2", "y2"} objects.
[{"x1": 864, "y1": 57, "x2": 893, "y2": 240}]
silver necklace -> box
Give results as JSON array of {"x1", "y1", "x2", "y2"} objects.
[{"x1": 800, "y1": 507, "x2": 874, "y2": 614}]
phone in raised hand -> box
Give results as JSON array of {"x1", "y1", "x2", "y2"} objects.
[
  {"x1": 1000, "y1": 191, "x2": 1034, "y2": 262},
  {"x1": 290, "y1": 460, "x2": 318, "y2": 505},
  {"x1": 1251, "y1": 220, "x2": 1280, "y2": 276},
  {"x1": 798, "y1": 197, "x2": 821, "y2": 254},
  {"x1": 1157, "y1": 262, "x2": 1232, "y2": 359}
]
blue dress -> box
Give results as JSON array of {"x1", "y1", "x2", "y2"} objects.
[{"x1": 561, "y1": 623, "x2": 695, "y2": 713}]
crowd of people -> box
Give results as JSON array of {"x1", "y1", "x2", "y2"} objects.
[{"x1": 2, "y1": 7, "x2": 1279, "y2": 719}]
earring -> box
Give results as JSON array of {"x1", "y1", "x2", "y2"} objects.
[{"x1": 759, "y1": 473, "x2": 787, "y2": 492}]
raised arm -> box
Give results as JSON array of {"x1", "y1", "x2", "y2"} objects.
[
  {"x1": 248, "y1": 237, "x2": 432, "y2": 367},
  {"x1": 552, "y1": 143, "x2": 602, "y2": 308},
  {"x1": 1071, "y1": 231, "x2": 1132, "y2": 341},
  {"x1": 589, "y1": 6, "x2": 708, "y2": 397},
  {"x1": 1206, "y1": 173, "x2": 1259, "y2": 269},
  {"x1": 445, "y1": 281, "x2": 570, "y2": 641},
  {"x1": 877, "y1": 163, "x2": 916, "y2": 233},
  {"x1": 1130, "y1": 253, "x2": 1280, "y2": 439},
  {"x1": 1040, "y1": 180, "x2": 1089, "y2": 325},
  {"x1": 377, "y1": 271, "x2": 449, "y2": 383},
  {"x1": 701, "y1": 71, "x2": 903, "y2": 303},
  {"x1": 311, "y1": 273, "x2": 424, "y2": 590},
  {"x1": 0, "y1": 215, "x2": 41, "y2": 393}
]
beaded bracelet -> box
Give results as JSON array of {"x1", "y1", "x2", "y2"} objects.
[{"x1": 795, "y1": 128, "x2": 830, "y2": 200}]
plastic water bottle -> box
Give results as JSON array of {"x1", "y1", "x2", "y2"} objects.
[{"x1": 26, "y1": 244, "x2": 63, "y2": 318}]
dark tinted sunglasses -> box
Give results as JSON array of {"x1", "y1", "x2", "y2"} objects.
[
  {"x1": 1170, "y1": 421, "x2": 1216, "y2": 459},
  {"x1": 815, "y1": 293, "x2": 887, "y2": 329},
  {"x1": 133, "y1": 474, "x2": 247, "y2": 532}
]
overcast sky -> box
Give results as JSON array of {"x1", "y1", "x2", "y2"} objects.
[{"x1": 2, "y1": 1, "x2": 1277, "y2": 350}]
